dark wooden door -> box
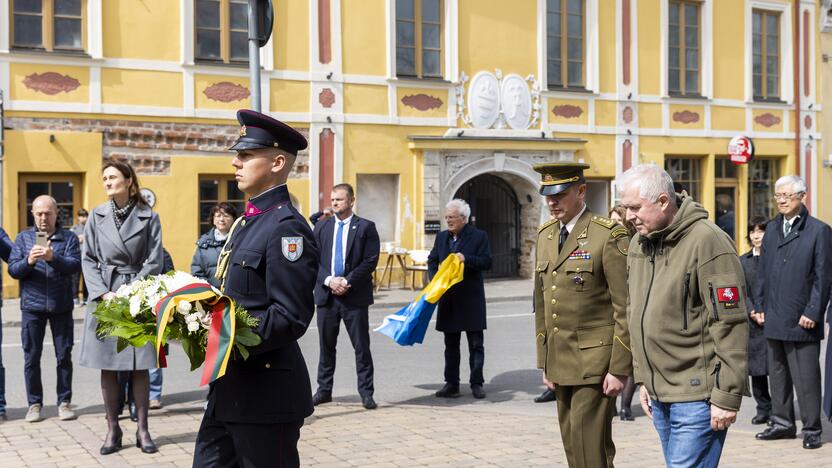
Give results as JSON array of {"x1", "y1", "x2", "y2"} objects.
[{"x1": 454, "y1": 174, "x2": 519, "y2": 278}]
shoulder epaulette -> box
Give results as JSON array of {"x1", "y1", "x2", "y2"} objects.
[
  {"x1": 538, "y1": 218, "x2": 558, "y2": 233},
  {"x1": 591, "y1": 215, "x2": 616, "y2": 229}
]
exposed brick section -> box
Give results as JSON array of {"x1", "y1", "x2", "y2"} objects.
[{"x1": 6, "y1": 117, "x2": 310, "y2": 178}]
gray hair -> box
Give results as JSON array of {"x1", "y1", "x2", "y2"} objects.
[
  {"x1": 446, "y1": 198, "x2": 471, "y2": 221},
  {"x1": 775, "y1": 175, "x2": 807, "y2": 194},
  {"x1": 618, "y1": 164, "x2": 676, "y2": 203}
]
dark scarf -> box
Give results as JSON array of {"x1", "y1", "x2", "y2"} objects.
[{"x1": 110, "y1": 198, "x2": 135, "y2": 230}]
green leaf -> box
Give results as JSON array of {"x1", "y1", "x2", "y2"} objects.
[
  {"x1": 234, "y1": 328, "x2": 261, "y2": 347},
  {"x1": 236, "y1": 343, "x2": 250, "y2": 360},
  {"x1": 181, "y1": 336, "x2": 206, "y2": 371}
]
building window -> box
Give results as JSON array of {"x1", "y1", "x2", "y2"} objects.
[
  {"x1": 198, "y1": 176, "x2": 245, "y2": 235},
  {"x1": 665, "y1": 157, "x2": 701, "y2": 202},
  {"x1": 753, "y1": 9, "x2": 780, "y2": 100},
  {"x1": 546, "y1": 0, "x2": 584, "y2": 89},
  {"x1": 396, "y1": 0, "x2": 443, "y2": 79},
  {"x1": 748, "y1": 158, "x2": 779, "y2": 219},
  {"x1": 195, "y1": 0, "x2": 249, "y2": 64},
  {"x1": 668, "y1": 0, "x2": 700, "y2": 96},
  {"x1": 11, "y1": 0, "x2": 85, "y2": 52},
  {"x1": 18, "y1": 174, "x2": 82, "y2": 229}
]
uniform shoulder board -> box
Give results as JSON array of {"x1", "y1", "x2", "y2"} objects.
[
  {"x1": 538, "y1": 218, "x2": 558, "y2": 233},
  {"x1": 591, "y1": 215, "x2": 616, "y2": 229}
]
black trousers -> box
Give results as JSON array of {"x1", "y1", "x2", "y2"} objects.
[
  {"x1": 751, "y1": 375, "x2": 772, "y2": 417},
  {"x1": 767, "y1": 339, "x2": 822, "y2": 435},
  {"x1": 21, "y1": 310, "x2": 74, "y2": 406},
  {"x1": 316, "y1": 302, "x2": 374, "y2": 396},
  {"x1": 192, "y1": 414, "x2": 303, "y2": 468},
  {"x1": 443, "y1": 331, "x2": 484, "y2": 386}
]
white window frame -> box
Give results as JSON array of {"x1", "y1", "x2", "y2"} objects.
[
  {"x1": 745, "y1": 1, "x2": 794, "y2": 103},
  {"x1": 659, "y1": 0, "x2": 712, "y2": 99},
  {"x1": 537, "y1": 0, "x2": 599, "y2": 93},
  {"x1": 181, "y1": 0, "x2": 273, "y2": 68},
  {"x1": 0, "y1": 0, "x2": 102, "y2": 56},
  {"x1": 386, "y1": 0, "x2": 458, "y2": 81}
]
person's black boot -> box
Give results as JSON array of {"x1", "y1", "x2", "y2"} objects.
[
  {"x1": 534, "y1": 389, "x2": 556, "y2": 403},
  {"x1": 435, "y1": 383, "x2": 461, "y2": 398}
]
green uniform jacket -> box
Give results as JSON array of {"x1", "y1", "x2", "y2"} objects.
[
  {"x1": 627, "y1": 198, "x2": 749, "y2": 412},
  {"x1": 534, "y1": 209, "x2": 632, "y2": 386}
]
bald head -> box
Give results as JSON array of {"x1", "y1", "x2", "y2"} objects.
[{"x1": 31, "y1": 195, "x2": 58, "y2": 234}]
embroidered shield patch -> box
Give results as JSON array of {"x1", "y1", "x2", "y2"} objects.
[{"x1": 282, "y1": 237, "x2": 303, "y2": 262}]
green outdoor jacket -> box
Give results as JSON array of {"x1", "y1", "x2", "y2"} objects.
[{"x1": 627, "y1": 197, "x2": 749, "y2": 411}]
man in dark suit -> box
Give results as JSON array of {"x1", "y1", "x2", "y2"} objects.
[
  {"x1": 312, "y1": 183, "x2": 380, "y2": 410},
  {"x1": 192, "y1": 109, "x2": 319, "y2": 468},
  {"x1": 754, "y1": 175, "x2": 832, "y2": 450},
  {"x1": 428, "y1": 199, "x2": 492, "y2": 399}
]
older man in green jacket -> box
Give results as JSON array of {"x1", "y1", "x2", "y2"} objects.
[{"x1": 619, "y1": 164, "x2": 748, "y2": 468}]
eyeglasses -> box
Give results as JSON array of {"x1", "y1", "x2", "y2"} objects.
[{"x1": 772, "y1": 192, "x2": 804, "y2": 201}]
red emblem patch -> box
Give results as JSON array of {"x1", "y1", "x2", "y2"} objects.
[{"x1": 717, "y1": 287, "x2": 739, "y2": 303}]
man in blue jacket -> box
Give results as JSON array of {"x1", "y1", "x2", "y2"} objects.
[
  {"x1": 754, "y1": 175, "x2": 832, "y2": 450},
  {"x1": 8, "y1": 195, "x2": 81, "y2": 423},
  {"x1": 0, "y1": 227, "x2": 14, "y2": 423}
]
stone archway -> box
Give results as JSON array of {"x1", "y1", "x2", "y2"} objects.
[{"x1": 424, "y1": 150, "x2": 574, "y2": 278}]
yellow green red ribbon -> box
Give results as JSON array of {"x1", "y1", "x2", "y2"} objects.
[{"x1": 154, "y1": 283, "x2": 236, "y2": 386}]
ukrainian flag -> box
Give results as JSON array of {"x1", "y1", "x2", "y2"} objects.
[{"x1": 374, "y1": 254, "x2": 464, "y2": 346}]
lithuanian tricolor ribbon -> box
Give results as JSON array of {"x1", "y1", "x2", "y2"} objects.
[{"x1": 154, "y1": 283, "x2": 236, "y2": 386}]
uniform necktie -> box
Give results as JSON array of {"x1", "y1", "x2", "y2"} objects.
[
  {"x1": 334, "y1": 221, "x2": 346, "y2": 276},
  {"x1": 558, "y1": 225, "x2": 569, "y2": 251}
]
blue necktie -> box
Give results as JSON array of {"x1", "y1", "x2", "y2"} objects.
[{"x1": 334, "y1": 221, "x2": 346, "y2": 276}]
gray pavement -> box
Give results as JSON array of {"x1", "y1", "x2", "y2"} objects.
[{"x1": 1, "y1": 281, "x2": 831, "y2": 465}]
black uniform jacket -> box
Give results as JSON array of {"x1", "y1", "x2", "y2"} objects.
[
  {"x1": 427, "y1": 224, "x2": 492, "y2": 333},
  {"x1": 313, "y1": 214, "x2": 380, "y2": 308},
  {"x1": 740, "y1": 250, "x2": 767, "y2": 376},
  {"x1": 207, "y1": 184, "x2": 319, "y2": 424}
]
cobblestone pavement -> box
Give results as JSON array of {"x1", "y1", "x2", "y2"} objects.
[{"x1": 1, "y1": 400, "x2": 831, "y2": 467}]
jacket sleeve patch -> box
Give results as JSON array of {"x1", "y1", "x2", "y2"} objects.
[{"x1": 716, "y1": 287, "x2": 740, "y2": 309}]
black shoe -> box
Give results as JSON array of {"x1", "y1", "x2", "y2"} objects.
[
  {"x1": 136, "y1": 432, "x2": 158, "y2": 454},
  {"x1": 129, "y1": 403, "x2": 138, "y2": 422},
  {"x1": 471, "y1": 385, "x2": 486, "y2": 399},
  {"x1": 312, "y1": 391, "x2": 332, "y2": 406},
  {"x1": 534, "y1": 389, "x2": 556, "y2": 403},
  {"x1": 751, "y1": 414, "x2": 770, "y2": 425},
  {"x1": 803, "y1": 434, "x2": 823, "y2": 450},
  {"x1": 362, "y1": 396, "x2": 377, "y2": 410},
  {"x1": 756, "y1": 426, "x2": 796, "y2": 440},
  {"x1": 620, "y1": 407, "x2": 634, "y2": 421},
  {"x1": 435, "y1": 383, "x2": 461, "y2": 398},
  {"x1": 100, "y1": 431, "x2": 123, "y2": 455}
]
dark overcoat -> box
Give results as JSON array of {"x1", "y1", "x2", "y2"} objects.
[
  {"x1": 754, "y1": 205, "x2": 832, "y2": 342},
  {"x1": 206, "y1": 184, "x2": 319, "y2": 424},
  {"x1": 427, "y1": 224, "x2": 492, "y2": 333},
  {"x1": 190, "y1": 229, "x2": 225, "y2": 288},
  {"x1": 740, "y1": 250, "x2": 767, "y2": 376},
  {"x1": 313, "y1": 214, "x2": 380, "y2": 308}
]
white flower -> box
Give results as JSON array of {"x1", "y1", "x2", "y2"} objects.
[
  {"x1": 185, "y1": 313, "x2": 199, "y2": 323},
  {"x1": 187, "y1": 321, "x2": 200, "y2": 333},
  {"x1": 176, "y1": 301, "x2": 193, "y2": 315},
  {"x1": 129, "y1": 295, "x2": 142, "y2": 317},
  {"x1": 162, "y1": 271, "x2": 208, "y2": 294},
  {"x1": 115, "y1": 283, "x2": 132, "y2": 298}
]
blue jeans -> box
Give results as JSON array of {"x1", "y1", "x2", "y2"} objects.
[
  {"x1": 651, "y1": 399, "x2": 728, "y2": 468},
  {"x1": 21, "y1": 310, "x2": 74, "y2": 405},
  {"x1": 149, "y1": 367, "x2": 163, "y2": 401}
]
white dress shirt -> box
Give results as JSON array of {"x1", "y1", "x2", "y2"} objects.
[{"x1": 561, "y1": 204, "x2": 587, "y2": 234}]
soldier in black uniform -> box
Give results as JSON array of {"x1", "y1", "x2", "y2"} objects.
[{"x1": 192, "y1": 110, "x2": 319, "y2": 468}]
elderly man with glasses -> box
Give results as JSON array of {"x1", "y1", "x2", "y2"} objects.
[{"x1": 753, "y1": 175, "x2": 832, "y2": 450}]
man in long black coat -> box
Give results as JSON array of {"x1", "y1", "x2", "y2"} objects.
[
  {"x1": 754, "y1": 175, "x2": 832, "y2": 450},
  {"x1": 428, "y1": 198, "x2": 492, "y2": 399}
]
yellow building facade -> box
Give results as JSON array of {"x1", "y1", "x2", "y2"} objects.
[{"x1": 1, "y1": 0, "x2": 829, "y2": 296}]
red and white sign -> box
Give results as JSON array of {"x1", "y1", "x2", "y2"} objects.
[
  {"x1": 717, "y1": 287, "x2": 739, "y2": 303},
  {"x1": 728, "y1": 136, "x2": 754, "y2": 165}
]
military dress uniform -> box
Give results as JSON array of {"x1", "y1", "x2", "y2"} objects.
[
  {"x1": 532, "y1": 163, "x2": 631, "y2": 468},
  {"x1": 192, "y1": 110, "x2": 319, "y2": 468}
]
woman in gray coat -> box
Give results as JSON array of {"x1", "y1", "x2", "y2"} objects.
[
  {"x1": 80, "y1": 160, "x2": 162, "y2": 455},
  {"x1": 190, "y1": 202, "x2": 237, "y2": 288}
]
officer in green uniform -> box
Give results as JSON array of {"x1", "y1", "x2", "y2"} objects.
[{"x1": 532, "y1": 162, "x2": 631, "y2": 468}]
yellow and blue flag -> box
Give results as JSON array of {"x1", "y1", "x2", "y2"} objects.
[{"x1": 374, "y1": 254, "x2": 464, "y2": 346}]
